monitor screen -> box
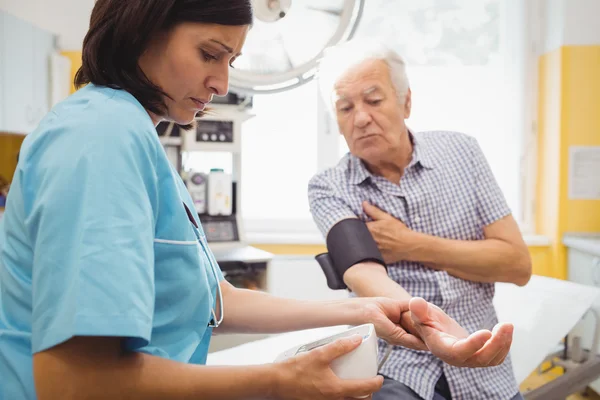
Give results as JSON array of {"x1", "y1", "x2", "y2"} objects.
[{"x1": 204, "y1": 220, "x2": 237, "y2": 242}]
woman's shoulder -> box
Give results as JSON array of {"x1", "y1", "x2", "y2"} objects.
[
  {"x1": 53, "y1": 84, "x2": 155, "y2": 133},
  {"x1": 41, "y1": 85, "x2": 156, "y2": 143},
  {"x1": 20, "y1": 84, "x2": 160, "y2": 167}
]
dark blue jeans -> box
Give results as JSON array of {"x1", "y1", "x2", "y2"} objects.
[{"x1": 374, "y1": 375, "x2": 524, "y2": 400}]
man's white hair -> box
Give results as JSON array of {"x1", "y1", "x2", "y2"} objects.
[{"x1": 316, "y1": 38, "x2": 410, "y2": 116}]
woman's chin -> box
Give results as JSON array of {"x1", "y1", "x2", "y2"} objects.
[{"x1": 167, "y1": 111, "x2": 198, "y2": 127}]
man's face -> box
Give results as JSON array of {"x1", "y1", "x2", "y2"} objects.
[{"x1": 333, "y1": 59, "x2": 411, "y2": 163}]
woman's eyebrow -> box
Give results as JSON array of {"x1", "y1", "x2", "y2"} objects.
[{"x1": 209, "y1": 39, "x2": 242, "y2": 57}]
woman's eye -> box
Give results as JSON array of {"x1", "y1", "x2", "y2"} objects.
[
  {"x1": 368, "y1": 99, "x2": 382, "y2": 105},
  {"x1": 201, "y1": 50, "x2": 218, "y2": 62}
]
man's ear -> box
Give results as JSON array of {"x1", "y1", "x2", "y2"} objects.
[{"x1": 404, "y1": 88, "x2": 412, "y2": 119}]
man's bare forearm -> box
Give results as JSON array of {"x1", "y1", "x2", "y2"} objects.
[
  {"x1": 343, "y1": 262, "x2": 419, "y2": 336},
  {"x1": 404, "y1": 233, "x2": 531, "y2": 285},
  {"x1": 343, "y1": 262, "x2": 412, "y2": 301}
]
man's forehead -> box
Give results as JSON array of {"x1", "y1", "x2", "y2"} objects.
[
  {"x1": 334, "y1": 85, "x2": 384, "y2": 102},
  {"x1": 333, "y1": 61, "x2": 390, "y2": 99}
]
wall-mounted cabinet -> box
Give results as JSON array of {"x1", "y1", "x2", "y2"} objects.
[
  {"x1": 0, "y1": 12, "x2": 5, "y2": 130},
  {"x1": 0, "y1": 11, "x2": 56, "y2": 135},
  {"x1": 565, "y1": 233, "x2": 600, "y2": 393}
]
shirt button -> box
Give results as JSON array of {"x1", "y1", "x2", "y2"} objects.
[{"x1": 414, "y1": 216, "x2": 421, "y2": 223}]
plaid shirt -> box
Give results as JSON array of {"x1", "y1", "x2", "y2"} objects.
[{"x1": 308, "y1": 130, "x2": 520, "y2": 400}]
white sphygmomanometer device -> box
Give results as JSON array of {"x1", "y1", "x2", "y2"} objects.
[{"x1": 274, "y1": 324, "x2": 379, "y2": 381}]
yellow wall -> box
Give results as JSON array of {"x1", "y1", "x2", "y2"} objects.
[
  {"x1": 0, "y1": 133, "x2": 26, "y2": 184},
  {"x1": 253, "y1": 244, "x2": 555, "y2": 277},
  {"x1": 562, "y1": 46, "x2": 600, "y2": 232},
  {"x1": 536, "y1": 45, "x2": 600, "y2": 279},
  {"x1": 528, "y1": 246, "x2": 553, "y2": 277},
  {"x1": 61, "y1": 51, "x2": 82, "y2": 94}
]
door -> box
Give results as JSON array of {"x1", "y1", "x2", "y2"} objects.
[
  {"x1": 2, "y1": 12, "x2": 35, "y2": 134},
  {"x1": 0, "y1": 13, "x2": 5, "y2": 130},
  {"x1": 32, "y1": 24, "x2": 54, "y2": 125}
]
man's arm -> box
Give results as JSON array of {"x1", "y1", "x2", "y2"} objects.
[
  {"x1": 405, "y1": 215, "x2": 532, "y2": 286},
  {"x1": 307, "y1": 173, "x2": 413, "y2": 301},
  {"x1": 419, "y1": 136, "x2": 533, "y2": 286},
  {"x1": 342, "y1": 261, "x2": 412, "y2": 301},
  {"x1": 307, "y1": 174, "x2": 515, "y2": 364},
  {"x1": 363, "y1": 134, "x2": 533, "y2": 286},
  {"x1": 364, "y1": 203, "x2": 531, "y2": 286},
  {"x1": 307, "y1": 174, "x2": 417, "y2": 336}
]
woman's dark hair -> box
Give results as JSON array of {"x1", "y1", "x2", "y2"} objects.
[{"x1": 74, "y1": 0, "x2": 252, "y2": 117}]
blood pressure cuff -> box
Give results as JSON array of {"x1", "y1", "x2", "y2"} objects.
[{"x1": 315, "y1": 218, "x2": 386, "y2": 290}]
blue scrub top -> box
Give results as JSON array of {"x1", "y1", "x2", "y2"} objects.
[{"x1": 0, "y1": 84, "x2": 224, "y2": 399}]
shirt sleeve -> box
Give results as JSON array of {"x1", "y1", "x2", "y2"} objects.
[
  {"x1": 308, "y1": 172, "x2": 358, "y2": 238},
  {"x1": 22, "y1": 120, "x2": 159, "y2": 353},
  {"x1": 468, "y1": 137, "x2": 512, "y2": 226}
]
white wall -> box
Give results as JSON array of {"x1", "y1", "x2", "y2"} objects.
[
  {"x1": 266, "y1": 256, "x2": 348, "y2": 302},
  {"x1": 542, "y1": 0, "x2": 600, "y2": 53},
  {"x1": 562, "y1": 0, "x2": 600, "y2": 46},
  {"x1": 542, "y1": 0, "x2": 565, "y2": 53},
  {"x1": 3, "y1": 0, "x2": 599, "y2": 53},
  {"x1": 0, "y1": 0, "x2": 94, "y2": 50}
]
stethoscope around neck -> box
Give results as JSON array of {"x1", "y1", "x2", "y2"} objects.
[{"x1": 183, "y1": 202, "x2": 224, "y2": 329}]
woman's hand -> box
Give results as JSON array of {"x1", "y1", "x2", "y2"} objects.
[
  {"x1": 272, "y1": 335, "x2": 384, "y2": 400},
  {"x1": 407, "y1": 297, "x2": 513, "y2": 367},
  {"x1": 360, "y1": 297, "x2": 513, "y2": 368},
  {"x1": 361, "y1": 297, "x2": 428, "y2": 351}
]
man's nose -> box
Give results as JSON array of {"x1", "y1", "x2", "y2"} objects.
[{"x1": 354, "y1": 108, "x2": 372, "y2": 128}]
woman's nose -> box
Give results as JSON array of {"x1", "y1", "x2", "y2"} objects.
[{"x1": 206, "y1": 67, "x2": 229, "y2": 97}]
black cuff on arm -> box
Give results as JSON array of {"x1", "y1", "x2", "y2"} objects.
[{"x1": 315, "y1": 219, "x2": 386, "y2": 290}]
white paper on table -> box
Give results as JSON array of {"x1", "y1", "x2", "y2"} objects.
[
  {"x1": 494, "y1": 275, "x2": 600, "y2": 383},
  {"x1": 568, "y1": 146, "x2": 600, "y2": 199}
]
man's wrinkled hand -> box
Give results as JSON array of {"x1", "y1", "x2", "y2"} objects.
[
  {"x1": 408, "y1": 297, "x2": 513, "y2": 368},
  {"x1": 363, "y1": 201, "x2": 413, "y2": 264}
]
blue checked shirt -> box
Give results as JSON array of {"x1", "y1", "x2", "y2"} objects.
[{"x1": 308, "y1": 130, "x2": 520, "y2": 400}]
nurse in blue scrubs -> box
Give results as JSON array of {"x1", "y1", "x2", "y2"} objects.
[{"x1": 0, "y1": 1, "x2": 514, "y2": 399}]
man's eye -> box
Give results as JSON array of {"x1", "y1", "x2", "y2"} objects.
[{"x1": 367, "y1": 99, "x2": 382, "y2": 105}]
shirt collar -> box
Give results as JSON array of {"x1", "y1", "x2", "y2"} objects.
[
  {"x1": 348, "y1": 130, "x2": 435, "y2": 185},
  {"x1": 409, "y1": 130, "x2": 435, "y2": 170}
]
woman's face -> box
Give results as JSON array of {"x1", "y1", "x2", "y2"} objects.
[{"x1": 139, "y1": 23, "x2": 249, "y2": 125}]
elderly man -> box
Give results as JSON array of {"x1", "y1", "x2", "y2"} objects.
[{"x1": 308, "y1": 39, "x2": 531, "y2": 400}]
